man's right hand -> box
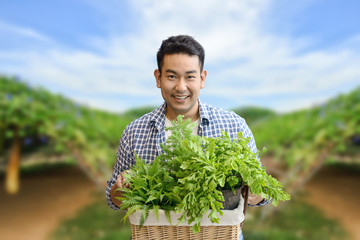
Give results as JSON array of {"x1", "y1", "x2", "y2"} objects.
[
  {"x1": 110, "y1": 170, "x2": 130, "y2": 207},
  {"x1": 116, "y1": 170, "x2": 131, "y2": 189}
]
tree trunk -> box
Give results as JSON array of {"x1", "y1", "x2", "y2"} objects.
[{"x1": 5, "y1": 128, "x2": 21, "y2": 194}]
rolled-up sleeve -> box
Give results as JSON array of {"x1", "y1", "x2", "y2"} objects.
[{"x1": 106, "y1": 129, "x2": 133, "y2": 210}]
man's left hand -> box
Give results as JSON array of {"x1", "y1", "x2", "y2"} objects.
[{"x1": 248, "y1": 193, "x2": 264, "y2": 205}]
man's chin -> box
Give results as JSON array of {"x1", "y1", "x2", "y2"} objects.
[
  {"x1": 167, "y1": 99, "x2": 197, "y2": 116},
  {"x1": 168, "y1": 107, "x2": 189, "y2": 116}
]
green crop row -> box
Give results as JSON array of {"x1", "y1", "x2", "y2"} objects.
[
  {"x1": 2, "y1": 74, "x2": 359, "y2": 188},
  {"x1": 251, "y1": 86, "x2": 360, "y2": 172},
  {"x1": 0, "y1": 76, "x2": 134, "y2": 181}
]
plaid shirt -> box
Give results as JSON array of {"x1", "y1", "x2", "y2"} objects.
[
  {"x1": 106, "y1": 100, "x2": 268, "y2": 203},
  {"x1": 106, "y1": 100, "x2": 268, "y2": 234}
]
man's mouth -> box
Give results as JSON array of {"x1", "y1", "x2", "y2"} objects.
[{"x1": 173, "y1": 95, "x2": 188, "y2": 100}]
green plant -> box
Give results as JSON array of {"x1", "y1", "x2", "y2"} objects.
[
  {"x1": 119, "y1": 115, "x2": 290, "y2": 233},
  {"x1": 119, "y1": 155, "x2": 182, "y2": 226}
]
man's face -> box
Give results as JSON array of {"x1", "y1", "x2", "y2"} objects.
[{"x1": 155, "y1": 53, "x2": 206, "y2": 121}]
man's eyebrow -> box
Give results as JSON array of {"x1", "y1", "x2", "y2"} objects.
[
  {"x1": 164, "y1": 69, "x2": 197, "y2": 74},
  {"x1": 185, "y1": 70, "x2": 197, "y2": 74},
  {"x1": 165, "y1": 69, "x2": 177, "y2": 74}
]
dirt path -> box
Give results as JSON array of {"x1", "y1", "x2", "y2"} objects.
[
  {"x1": 302, "y1": 166, "x2": 360, "y2": 240},
  {"x1": 0, "y1": 166, "x2": 97, "y2": 240}
]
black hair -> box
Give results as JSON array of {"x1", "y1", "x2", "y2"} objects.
[{"x1": 156, "y1": 35, "x2": 205, "y2": 73}]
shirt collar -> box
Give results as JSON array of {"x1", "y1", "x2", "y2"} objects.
[
  {"x1": 198, "y1": 99, "x2": 210, "y2": 126},
  {"x1": 149, "y1": 101, "x2": 166, "y2": 130}
]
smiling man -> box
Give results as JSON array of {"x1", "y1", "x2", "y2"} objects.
[
  {"x1": 155, "y1": 53, "x2": 206, "y2": 122},
  {"x1": 106, "y1": 35, "x2": 268, "y2": 240}
]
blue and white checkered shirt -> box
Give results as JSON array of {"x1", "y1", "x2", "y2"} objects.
[{"x1": 106, "y1": 99, "x2": 268, "y2": 238}]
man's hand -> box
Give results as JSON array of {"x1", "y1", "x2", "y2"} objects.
[
  {"x1": 110, "y1": 170, "x2": 130, "y2": 207},
  {"x1": 247, "y1": 193, "x2": 264, "y2": 205},
  {"x1": 116, "y1": 170, "x2": 130, "y2": 189}
]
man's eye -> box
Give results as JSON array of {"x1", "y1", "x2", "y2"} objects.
[
  {"x1": 167, "y1": 75, "x2": 176, "y2": 79},
  {"x1": 187, "y1": 76, "x2": 195, "y2": 80}
]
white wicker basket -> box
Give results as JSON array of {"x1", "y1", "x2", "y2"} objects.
[{"x1": 129, "y1": 192, "x2": 246, "y2": 240}]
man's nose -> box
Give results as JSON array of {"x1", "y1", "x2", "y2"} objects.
[{"x1": 175, "y1": 78, "x2": 187, "y2": 92}]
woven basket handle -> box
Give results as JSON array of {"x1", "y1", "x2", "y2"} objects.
[
  {"x1": 241, "y1": 185, "x2": 249, "y2": 216},
  {"x1": 240, "y1": 185, "x2": 249, "y2": 228}
]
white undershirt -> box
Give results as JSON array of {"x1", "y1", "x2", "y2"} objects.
[{"x1": 165, "y1": 117, "x2": 200, "y2": 140}]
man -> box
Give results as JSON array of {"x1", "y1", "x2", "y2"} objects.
[{"x1": 106, "y1": 35, "x2": 268, "y2": 239}]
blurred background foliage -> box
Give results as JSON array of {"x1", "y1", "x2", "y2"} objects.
[
  {"x1": 1, "y1": 75, "x2": 359, "y2": 239},
  {"x1": 231, "y1": 106, "x2": 277, "y2": 126},
  {"x1": 252, "y1": 86, "x2": 360, "y2": 192},
  {"x1": 0, "y1": 75, "x2": 134, "y2": 189}
]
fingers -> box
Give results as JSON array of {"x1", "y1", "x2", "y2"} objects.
[
  {"x1": 116, "y1": 174, "x2": 123, "y2": 188},
  {"x1": 247, "y1": 193, "x2": 264, "y2": 205},
  {"x1": 248, "y1": 193, "x2": 257, "y2": 199},
  {"x1": 116, "y1": 171, "x2": 130, "y2": 188}
]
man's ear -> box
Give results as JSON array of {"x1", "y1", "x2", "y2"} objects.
[
  {"x1": 154, "y1": 69, "x2": 161, "y2": 88},
  {"x1": 200, "y1": 70, "x2": 207, "y2": 89}
]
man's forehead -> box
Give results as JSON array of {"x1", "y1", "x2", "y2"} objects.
[
  {"x1": 162, "y1": 54, "x2": 201, "y2": 68},
  {"x1": 164, "y1": 53, "x2": 199, "y2": 60}
]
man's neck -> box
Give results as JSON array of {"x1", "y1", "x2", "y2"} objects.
[{"x1": 165, "y1": 111, "x2": 199, "y2": 122}]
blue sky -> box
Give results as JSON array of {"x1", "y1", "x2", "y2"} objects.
[{"x1": 1, "y1": 0, "x2": 360, "y2": 113}]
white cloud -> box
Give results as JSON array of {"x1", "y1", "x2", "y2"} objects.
[
  {"x1": 0, "y1": 20, "x2": 52, "y2": 42},
  {"x1": 0, "y1": 0, "x2": 359, "y2": 113}
]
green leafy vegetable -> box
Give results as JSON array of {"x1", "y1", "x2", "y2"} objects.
[{"x1": 119, "y1": 115, "x2": 290, "y2": 234}]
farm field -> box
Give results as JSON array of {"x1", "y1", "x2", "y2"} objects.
[{"x1": 1, "y1": 77, "x2": 359, "y2": 239}]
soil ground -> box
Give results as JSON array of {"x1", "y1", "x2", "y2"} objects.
[
  {"x1": 0, "y1": 166, "x2": 97, "y2": 240},
  {"x1": 302, "y1": 166, "x2": 360, "y2": 240},
  {"x1": 0, "y1": 165, "x2": 359, "y2": 240}
]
